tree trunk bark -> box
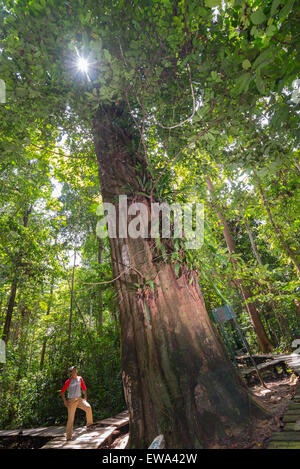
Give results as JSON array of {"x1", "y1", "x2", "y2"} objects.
[
  {"x1": 206, "y1": 177, "x2": 273, "y2": 353},
  {"x1": 93, "y1": 104, "x2": 268, "y2": 448}
]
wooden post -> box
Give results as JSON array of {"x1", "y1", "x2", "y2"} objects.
[{"x1": 232, "y1": 314, "x2": 267, "y2": 388}]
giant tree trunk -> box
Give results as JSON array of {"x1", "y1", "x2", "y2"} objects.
[
  {"x1": 93, "y1": 104, "x2": 268, "y2": 449},
  {"x1": 206, "y1": 177, "x2": 273, "y2": 353}
]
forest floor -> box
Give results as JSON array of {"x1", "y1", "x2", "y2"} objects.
[
  {"x1": 229, "y1": 372, "x2": 299, "y2": 449},
  {"x1": 102, "y1": 372, "x2": 299, "y2": 450}
]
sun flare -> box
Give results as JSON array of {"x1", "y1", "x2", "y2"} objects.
[{"x1": 77, "y1": 57, "x2": 89, "y2": 73}]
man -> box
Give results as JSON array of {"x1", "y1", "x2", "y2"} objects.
[{"x1": 60, "y1": 365, "x2": 94, "y2": 440}]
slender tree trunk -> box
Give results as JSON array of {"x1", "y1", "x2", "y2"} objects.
[
  {"x1": 2, "y1": 277, "x2": 18, "y2": 343},
  {"x1": 294, "y1": 300, "x2": 300, "y2": 324},
  {"x1": 0, "y1": 295, "x2": 4, "y2": 321},
  {"x1": 93, "y1": 104, "x2": 268, "y2": 449},
  {"x1": 40, "y1": 278, "x2": 55, "y2": 370},
  {"x1": 253, "y1": 171, "x2": 300, "y2": 275},
  {"x1": 16, "y1": 307, "x2": 30, "y2": 381},
  {"x1": 206, "y1": 177, "x2": 273, "y2": 353},
  {"x1": 97, "y1": 238, "x2": 104, "y2": 333},
  {"x1": 66, "y1": 251, "x2": 76, "y2": 369},
  {"x1": 243, "y1": 214, "x2": 289, "y2": 342},
  {"x1": 2, "y1": 206, "x2": 32, "y2": 343},
  {"x1": 243, "y1": 217, "x2": 263, "y2": 266}
]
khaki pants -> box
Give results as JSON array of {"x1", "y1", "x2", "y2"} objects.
[{"x1": 66, "y1": 397, "x2": 93, "y2": 440}]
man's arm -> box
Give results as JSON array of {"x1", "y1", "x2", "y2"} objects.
[
  {"x1": 60, "y1": 378, "x2": 70, "y2": 407},
  {"x1": 61, "y1": 391, "x2": 68, "y2": 407},
  {"x1": 80, "y1": 377, "x2": 87, "y2": 400}
]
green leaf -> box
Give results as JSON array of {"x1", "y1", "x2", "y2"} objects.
[
  {"x1": 103, "y1": 49, "x2": 112, "y2": 63},
  {"x1": 234, "y1": 72, "x2": 251, "y2": 94},
  {"x1": 143, "y1": 301, "x2": 151, "y2": 324},
  {"x1": 16, "y1": 87, "x2": 27, "y2": 97},
  {"x1": 96, "y1": 204, "x2": 104, "y2": 216},
  {"x1": 242, "y1": 59, "x2": 251, "y2": 70},
  {"x1": 271, "y1": 0, "x2": 281, "y2": 16},
  {"x1": 278, "y1": 0, "x2": 294, "y2": 22},
  {"x1": 250, "y1": 8, "x2": 266, "y2": 25},
  {"x1": 137, "y1": 192, "x2": 150, "y2": 198},
  {"x1": 250, "y1": 26, "x2": 259, "y2": 37},
  {"x1": 266, "y1": 25, "x2": 277, "y2": 36},
  {"x1": 205, "y1": 0, "x2": 222, "y2": 8},
  {"x1": 255, "y1": 69, "x2": 265, "y2": 94},
  {"x1": 252, "y1": 48, "x2": 274, "y2": 69}
]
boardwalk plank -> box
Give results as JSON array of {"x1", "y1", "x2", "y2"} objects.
[
  {"x1": 283, "y1": 420, "x2": 300, "y2": 431},
  {"x1": 270, "y1": 432, "x2": 300, "y2": 442},
  {"x1": 287, "y1": 403, "x2": 300, "y2": 411},
  {"x1": 284, "y1": 408, "x2": 300, "y2": 416},
  {"x1": 22, "y1": 426, "x2": 66, "y2": 437},
  {"x1": 43, "y1": 426, "x2": 117, "y2": 449},
  {"x1": 96, "y1": 411, "x2": 129, "y2": 429},
  {"x1": 267, "y1": 441, "x2": 300, "y2": 449},
  {"x1": 97, "y1": 418, "x2": 128, "y2": 427},
  {"x1": 0, "y1": 430, "x2": 19, "y2": 437},
  {"x1": 0, "y1": 427, "x2": 66, "y2": 438},
  {"x1": 282, "y1": 414, "x2": 300, "y2": 423}
]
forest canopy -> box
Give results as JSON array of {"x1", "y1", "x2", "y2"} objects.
[{"x1": 0, "y1": 0, "x2": 299, "y2": 449}]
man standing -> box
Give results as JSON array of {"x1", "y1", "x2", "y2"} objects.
[{"x1": 60, "y1": 365, "x2": 93, "y2": 440}]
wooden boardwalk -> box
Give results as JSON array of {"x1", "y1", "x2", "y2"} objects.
[
  {"x1": 265, "y1": 353, "x2": 300, "y2": 449},
  {"x1": 0, "y1": 410, "x2": 129, "y2": 450},
  {"x1": 41, "y1": 410, "x2": 129, "y2": 449},
  {"x1": 267, "y1": 386, "x2": 300, "y2": 449},
  {"x1": 239, "y1": 352, "x2": 300, "y2": 385},
  {"x1": 276, "y1": 352, "x2": 300, "y2": 375},
  {"x1": 41, "y1": 425, "x2": 118, "y2": 449}
]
